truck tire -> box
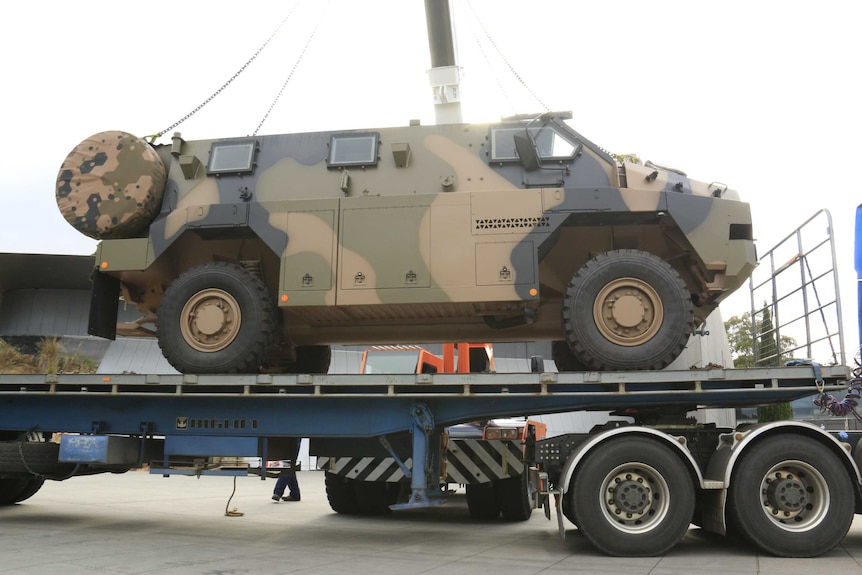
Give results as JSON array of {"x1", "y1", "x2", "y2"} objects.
[
  {"x1": 0, "y1": 441, "x2": 73, "y2": 477},
  {"x1": 156, "y1": 262, "x2": 277, "y2": 373},
  {"x1": 325, "y1": 472, "x2": 360, "y2": 515},
  {"x1": 497, "y1": 472, "x2": 533, "y2": 521},
  {"x1": 727, "y1": 435, "x2": 854, "y2": 557},
  {"x1": 466, "y1": 482, "x2": 500, "y2": 519},
  {"x1": 0, "y1": 477, "x2": 45, "y2": 505},
  {"x1": 354, "y1": 481, "x2": 398, "y2": 515},
  {"x1": 571, "y1": 437, "x2": 694, "y2": 556},
  {"x1": 561, "y1": 250, "x2": 692, "y2": 371}
]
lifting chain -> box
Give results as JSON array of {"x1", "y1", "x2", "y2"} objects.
[
  {"x1": 145, "y1": 1, "x2": 305, "y2": 143},
  {"x1": 18, "y1": 441, "x2": 42, "y2": 478},
  {"x1": 462, "y1": 0, "x2": 551, "y2": 114},
  {"x1": 253, "y1": 0, "x2": 331, "y2": 136}
]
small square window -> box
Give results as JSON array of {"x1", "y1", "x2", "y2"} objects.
[
  {"x1": 328, "y1": 133, "x2": 379, "y2": 167},
  {"x1": 207, "y1": 140, "x2": 257, "y2": 175}
]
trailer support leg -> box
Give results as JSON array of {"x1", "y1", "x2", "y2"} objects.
[{"x1": 391, "y1": 402, "x2": 445, "y2": 510}]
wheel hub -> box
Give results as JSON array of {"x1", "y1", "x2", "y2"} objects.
[
  {"x1": 764, "y1": 472, "x2": 809, "y2": 518},
  {"x1": 180, "y1": 288, "x2": 242, "y2": 352},
  {"x1": 758, "y1": 461, "x2": 829, "y2": 531},
  {"x1": 593, "y1": 278, "x2": 664, "y2": 346},
  {"x1": 607, "y1": 472, "x2": 654, "y2": 519}
]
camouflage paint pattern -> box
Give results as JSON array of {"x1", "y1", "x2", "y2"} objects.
[
  {"x1": 69, "y1": 115, "x2": 757, "y2": 367},
  {"x1": 56, "y1": 131, "x2": 166, "y2": 239}
]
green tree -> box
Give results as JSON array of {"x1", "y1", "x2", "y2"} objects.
[
  {"x1": 725, "y1": 312, "x2": 755, "y2": 368},
  {"x1": 724, "y1": 305, "x2": 796, "y2": 422}
]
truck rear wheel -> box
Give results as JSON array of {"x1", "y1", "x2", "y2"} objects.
[
  {"x1": 497, "y1": 472, "x2": 533, "y2": 521},
  {"x1": 0, "y1": 477, "x2": 45, "y2": 505},
  {"x1": 466, "y1": 482, "x2": 500, "y2": 519},
  {"x1": 561, "y1": 250, "x2": 692, "y2": 371},
  {"x1": 324, "y1": 472, "x2": 359, "y2": 515},
  {"x1": 156, "y1": 262, "x2": 277, "y2": 373},
  {"x1": 727, "y1": 435, "x2": 854, "y2": 557},
  {"x1": 570, "y1": 437, "x2": 694, "y2": 556},
  {"x1": 354, "y1": 481, "x2": 399, "y2": 515}
]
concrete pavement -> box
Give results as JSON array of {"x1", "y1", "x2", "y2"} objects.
[{"x1": 2, "y1": 470, "x2": 862, "y2": 574}]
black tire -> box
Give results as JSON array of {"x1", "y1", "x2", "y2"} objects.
[
  {"x1": 561, "y1": 250, "x2": 693, "y2": 371},
  {"x1": 263, "y1": 345, "x2": 332, "y2": 374},
  {"x1": 291, "y1": 345, "x2": 332, "y2": 374},
  {"x1": 0, "y1": 477, "x2": 45, "y2": 505},
  {"x1": 727, "y1": 435, "x2": 855, "y2": 557},
  {"x1": 354, "y1": 481, "x2": 399, "y2": 515},
  {"x1": 156, "y1": 262, "x2": 277, "y2": 373},
  {"x1": 466, "y1": 482, "x2": 500, "y2": 519},
  {"x1": 0, "y1": 441, "x2": 73, "y2": 477},
  {"x1": 551, "y1": 340, "x2": 586, "y2": 372},
  {"x1": 571, "y1": 437, "x2": 694, "y2": 556},
  {"x1": 497, "y1": 472, "x2": 533, "y2": 521},
  {"x1": 325, "y1": 472, "x2": 360, "y2": 515}
]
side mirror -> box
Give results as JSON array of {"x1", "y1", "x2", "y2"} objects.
[{"x1": 514, "y1": 131, "x2": 542, "y2": 172}]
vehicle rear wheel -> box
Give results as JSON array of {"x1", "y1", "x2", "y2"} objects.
[
  {"x1": 156, "y1": 262, "x2": 277, "y2": 373},
  {"x1": 325, "y1": 472, "x2": 360, "y2": 515},
  {"x1": 0, "y1": 477, "x2": 45, "y2": 505},
  {"x1": 561, "y1": 250, "x2": 692, "y2": 371},
  {"x1": 551, "y1": 340, "x2": 587, "y2": 372},
  {"x1": 466, "y1": 482, "x2": 500, "y2": 519},
  {"x1": 354, "y1": 481, "x2": 399, "y2": 515},
  {"x1": 727, "y1": 435, "x2": 854, "y2": 557},
  {"x1": 571, "y1": 437, "x2": 694, "y2": 556},
  {"x1": 290, "y1": 345, "x2": 332, "y2": 374},
  {"x1": 0, "y1": 440, "x2": 73, "y2": 477},
  {"x1": 497, "y1": 472, "x2": 533, "y2": 521}
]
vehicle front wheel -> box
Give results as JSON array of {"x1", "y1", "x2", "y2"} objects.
[
  {"x1": 561, "y1": 249, "x2": 693, "y2": 371},
  {"x1": 156, "y1": 262, "x2": 277, "y2": 373}
]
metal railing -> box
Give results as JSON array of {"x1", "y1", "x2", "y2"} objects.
[{"x1": 748, "y1": 209, "x2": 845, "y2": 367}]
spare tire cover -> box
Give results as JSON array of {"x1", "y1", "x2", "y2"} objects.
[{"x1": 56, "y1": 131, "x2": 166, "y2": 239}]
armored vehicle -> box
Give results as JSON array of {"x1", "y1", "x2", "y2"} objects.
[{"x1": 56, "y1": 113, "x2": 755, "y2": 373}]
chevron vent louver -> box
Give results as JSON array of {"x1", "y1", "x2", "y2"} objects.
[{"x1": 475, "y1": 216, "x2": 550, "y2": 230}]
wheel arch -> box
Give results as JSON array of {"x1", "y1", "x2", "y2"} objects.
[
  {"x1": 558, "y1": 426, "x2": 706, "y2": 498},
  {"x1": 117, "y1": 230, "x2": 281, "y2": 316}
]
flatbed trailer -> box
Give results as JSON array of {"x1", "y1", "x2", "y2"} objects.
[{"x1": 2, "y1": 363, "x2": 860, "y2": 558}]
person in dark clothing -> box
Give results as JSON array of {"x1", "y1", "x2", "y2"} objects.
[{"x1": 271, "y1": 437, "x2": 302, "y2": 502}]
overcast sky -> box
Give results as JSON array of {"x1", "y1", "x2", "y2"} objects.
[{"x1": 3, "y1": 0, "x2": 860, "y2": 355}]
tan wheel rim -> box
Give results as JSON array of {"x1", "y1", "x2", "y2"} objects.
[
  {"x1": 180, "y1": 288, "x2": 242, "y2": 352},
  {"x1": 593, "y1": 278, "x2": 663, "y2": 346}
]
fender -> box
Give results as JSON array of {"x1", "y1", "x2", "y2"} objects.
[
  {"x1": 700, "y1": 420, "x2": 862, "y2": 535},
  {"x1": 557, "y1": 426, "x2": 706, "y2": 498}
]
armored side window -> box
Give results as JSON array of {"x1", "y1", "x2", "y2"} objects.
[
  {"x1": 328, "y1": 133, "x2": 379, "y2": 168},
  {"x1": 206, "y1": 140, "x2": 258, "y2": 175},
  {"x1": 491, "y1": 126, "x2": 580, "y2": 162}
]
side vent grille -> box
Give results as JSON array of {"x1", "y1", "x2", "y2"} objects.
[{"x1": 475, "y1": 216, "x2": 550, "y2": 230}]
